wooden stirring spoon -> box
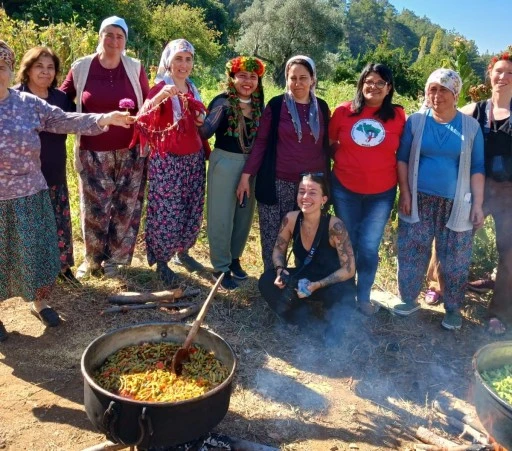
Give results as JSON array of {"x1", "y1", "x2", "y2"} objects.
[{"x1": 171, "y1": 273, "x2": 224, "y2": 375}]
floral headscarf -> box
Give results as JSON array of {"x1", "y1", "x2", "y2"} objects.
[
  {"x1": 155, "y1": 39, "x2": 195, "y2": 84},
  {"x1": 422, "y1": 68, "x2": 462, "y2": 110},
  {"x1": 284, "y1": 55, "x2": 320, "y2": 143},
  {"x1": 0, "y1": 40, "x2": 15, "y2": 72},
  {"x1": 154, "y1": 39, "x2": 201, "y2": 122}
]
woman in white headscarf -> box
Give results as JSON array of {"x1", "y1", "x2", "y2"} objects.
[
  {"x1": 395, "y1": 68, "x2": 485, "y2": 330},
  {"x1": 135, "y1": 39, "x2": 207, "y2": 285},
  {"x1": 60, "y1": 16, "x2": 150, "y2": 279},
  {"x1": 237, "y1": 55, "x2": 332, "y2": 272}
]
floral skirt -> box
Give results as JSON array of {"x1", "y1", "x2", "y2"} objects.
[
  {"x1": 0, "y1": 190, "x2": 60, "y2": 302},
  {"x1": 48, "y1": 183, "x2": 74, "y2": 269},
  {"x1": 146, "y1": 150, "x2": 205, "y2": 265}
]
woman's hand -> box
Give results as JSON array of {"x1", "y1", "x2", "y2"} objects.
[
  {"x1": 236, "y1": 173, "x2": 251, "y2": 203},
  {"x1": 471, "y1": 204, "x2": 485, "y2": 230},
  {"x1": 194, "y1": 110, "x2": 205, "y2": 127},
  {"x1": 154, "y1": 85, "x2": 180, "y2": 104},
  {"x1": 98, "y1": 111, "x2": 135, "y2": 129},
  {"x1": 398, "y1": 190, "x2": 412, "y2": 216},
  {"x1": 274, "y1": 269, "x2": 289, "y2": 289}
]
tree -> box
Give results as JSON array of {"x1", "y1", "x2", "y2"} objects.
[
  {"x1": 236, "y1": 0, "x2": 343, "y2": 84},
  {"x1": 148, "y1": 4, "x2": 222, "y2": 72},
  {"x1": 345, "y1": 0, "x2": 395, "y2": 57},
  {"x1": 360, "y1": 32, "x2": 421, "y2": 97}
]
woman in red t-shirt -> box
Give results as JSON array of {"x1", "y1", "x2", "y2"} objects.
[{"x1": 329, "y1": 63, "x2": 406, "y2": 315}]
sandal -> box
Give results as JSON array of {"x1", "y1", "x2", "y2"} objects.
[
  {"x1": 488, "y1": 317, "x2": 506, "y2": 336},
  {"x1": 30, "y1": 305, "x2": 61, "y2": 327},
  {"x1": 424, "y1": 290, "x2": 441, "y2": 305}
]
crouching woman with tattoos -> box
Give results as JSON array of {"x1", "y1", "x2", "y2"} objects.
[{"x1": 258, "y1": 174, "x2": 357, "y2": 329}]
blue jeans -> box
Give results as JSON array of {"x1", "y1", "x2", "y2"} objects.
[{"x1": 331, "y1": 174, "x2": 397, "y2": 302}]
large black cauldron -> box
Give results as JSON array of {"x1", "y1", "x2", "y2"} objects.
[
  {"x1": 473, "y1": 341, "x2": 512, "y2": 449},
  {"x1": 81, "y1": 322, "x2": 237, "y2": 449}
]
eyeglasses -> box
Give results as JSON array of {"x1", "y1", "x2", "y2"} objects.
[
  {"x1": 364, "y1": 80, "x2": 388, "y2": 89},
  {"x1": 300, "y1": 172, "x2": 325, "y2": 178}
]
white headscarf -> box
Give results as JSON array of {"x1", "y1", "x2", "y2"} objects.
[
  {"x1": 96, "y1": 16, "x2": 128, "y2": 54},
  {"x1": 154, "y1": 39, "x2": 202, "y2": 122}
]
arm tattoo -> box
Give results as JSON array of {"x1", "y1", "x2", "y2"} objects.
[
  {"x1": 278, "y1": 215, "x2": 289, "y2": 233},
  {"x1": 273, "y1": 235, "x2": 288, "y2": 267},
  {"x1": 330, "y1": 220, "x2": 354, "y2": 275},
  {"x1": 316, "y1": 220, "x2": 354, "y2": 288},
  {"x1": 273, "y1": 216, "x2": 291, "y2": 268}
]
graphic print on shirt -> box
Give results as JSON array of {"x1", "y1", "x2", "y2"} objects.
[{"x1": 351, "y1": 119, "x2": 385, "y2": 147}]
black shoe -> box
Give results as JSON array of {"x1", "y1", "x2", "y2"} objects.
[
  {"x1": 157, "y1": 261, "x2": 179, "y2": 287},
  {"x1": 30, "y1": 305, "x2": 61, "y2": 327},
  {"x1": 229, "y1": 258, "x2": 248, "y2": 280},
  {"x1": 58, "y1": 268, "x2": 82, "y2": 286},
  {"x1": 0, "y1": 321, "x2": 8, "y2": 342},
  {"x1": 171, "y1": 252, "x2": 204, "y2": 273},
  {"x1": 213, "y1": 271, "x2": 238, "y2": 291}
]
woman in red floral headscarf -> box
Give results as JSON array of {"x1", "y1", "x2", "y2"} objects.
[{"x1": 199, "y1": 56, "x2": 265, "y2": 290}]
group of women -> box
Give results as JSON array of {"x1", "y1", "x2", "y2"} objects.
[{"x1": 0, "y1": 13, "x2": 511, "y2": 343}]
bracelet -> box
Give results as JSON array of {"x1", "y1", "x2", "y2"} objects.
[{"x1": 274, "y1": 265, "x2": 284, "y2": 273}]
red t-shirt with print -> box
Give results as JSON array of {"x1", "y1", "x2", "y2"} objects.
[{"x1": 329, "y1": 101, "x2": 406, "y2": 194}]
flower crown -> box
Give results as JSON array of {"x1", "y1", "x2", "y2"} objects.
[
  {"x1": 488, "y1": 46, "x2": 512, "y2": 71},
  {"x1": 226, "y1": 56, "x2": 265, "y2": 78}
]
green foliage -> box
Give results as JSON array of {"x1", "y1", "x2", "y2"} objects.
[
  {"x1": 448, "y1": 38, "x2": 480, "y2": 106},
  {"x1": 145, "y1": 4, "x2": 222, "y2": 78},
  {"x1": 0, "y1": 8, "x2": 97, "y2": 78},
  {"x1": 359, "y1": 32, "x2": 422, "y2": 98},
  {"x1": 471, "y1": 217, "x2": 498, "y2": 277},
  {"x1": 236, "y1": 0, "x2": 343, "y2": 85}
]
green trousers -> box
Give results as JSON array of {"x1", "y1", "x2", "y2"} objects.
[{"x1": 207, "y1": 149, "x2": 256, "y2": 273}]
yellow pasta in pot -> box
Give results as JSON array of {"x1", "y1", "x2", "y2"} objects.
[{"x1": 93, "y1": 342, "x2": 230, "y2": 402}]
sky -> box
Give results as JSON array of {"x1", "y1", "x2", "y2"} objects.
[{"x1": 388, "y1": 0, "x2": 509, "y2": 55}]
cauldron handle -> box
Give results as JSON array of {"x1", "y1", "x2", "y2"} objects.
[{"x1": 103, "y1": 402, "x2": 154, "y2": 447}]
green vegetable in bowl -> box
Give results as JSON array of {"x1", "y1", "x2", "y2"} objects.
[{"x1": 482, "y1": 364, "x2": 512, "y2": 405}]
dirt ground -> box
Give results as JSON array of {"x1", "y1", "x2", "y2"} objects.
[{"x1": 0, "y1": 239, "x2": 509, "y2": 451}]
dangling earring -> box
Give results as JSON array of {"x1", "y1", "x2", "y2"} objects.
[{"x1": 321, "y1": 203, "x2": 325, "y2": 210}]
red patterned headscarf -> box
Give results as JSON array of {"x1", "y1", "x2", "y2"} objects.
[{"x1": 0, "y1": 40, "x2": 15, "y2": 71}]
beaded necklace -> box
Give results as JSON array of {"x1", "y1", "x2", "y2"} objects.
[{"x1": 226, "y1": 80, "x2": 263, "y2": 154}]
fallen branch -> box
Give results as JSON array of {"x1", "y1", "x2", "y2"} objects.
[
  {"x1": 415, "y1": 444, "x2": 490, "y2": 451},
  {"x1": 107, "y1": 288, "x2": 200, "y2": 304},
  {"x1": 81, "y1": 441, "x2": 128, "y2": 451},
  {"x1": 167, "y1": 304, "x2": 201, "y2": 321},
  {"x1": 416, "y1": 426, "x2": 459, "y2": 448},
  {"x1": 434, "y1": 410, "x2": 489, "y2": 445},
  {"x1": 432, "y1": 400, "x2": 486, "y2": 436},
  {"x1": 101, "y1": 301, "x2": 194, "y2": 315}
]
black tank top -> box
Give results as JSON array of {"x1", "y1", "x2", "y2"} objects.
[{"x1": 291, "y1": 212, "x2": 340, "y2": 281}]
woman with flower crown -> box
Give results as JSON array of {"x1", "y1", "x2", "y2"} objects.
[
  {"x1": 237, "y1": 55, "x2": 332, "y2": 272},
  {"x1": 199, "y1": 56, "x2": 265, "y2": 290}
]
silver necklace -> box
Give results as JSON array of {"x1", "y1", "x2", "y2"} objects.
[{"x1": 238, "y1": 97, "x2": 252, "y2": 104}]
